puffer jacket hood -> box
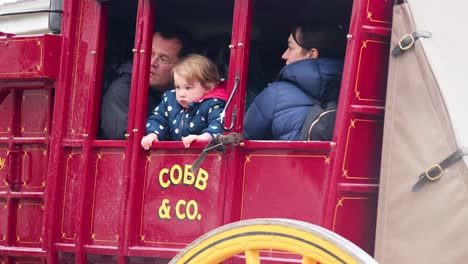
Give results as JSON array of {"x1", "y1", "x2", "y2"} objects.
[
  {"x1": 278, "y1": 58, "x2": 343, "y2": 101},
  {"x1": 243, "y1": 57, "x2": 343, "y2": 140}
]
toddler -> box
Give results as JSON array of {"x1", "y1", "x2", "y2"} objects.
[{"x1": 141, "y1": 54, "x2": 227, "y2": 149}]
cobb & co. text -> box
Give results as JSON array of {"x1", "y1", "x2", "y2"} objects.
[{"x1": 157, "y1": 164, "x2": 209, "y2": 221}]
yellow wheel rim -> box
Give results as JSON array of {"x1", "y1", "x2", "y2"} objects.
[{"x1": 170, "y1": 218, "x2": 377, "y2": 264}]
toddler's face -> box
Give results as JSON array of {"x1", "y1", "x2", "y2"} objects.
[{"x1": 174, "y1": 72, "x2": 207, "y2": 108}]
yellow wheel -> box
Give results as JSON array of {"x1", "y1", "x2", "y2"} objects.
[{"x1": 169, "y1": 218, "x2": 377, "y2": 264}]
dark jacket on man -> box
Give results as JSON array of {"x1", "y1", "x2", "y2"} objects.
[{"x1": 99, "y1": 61, "x2": 164, "y2": 139}]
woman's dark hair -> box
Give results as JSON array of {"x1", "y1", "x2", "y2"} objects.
[{"x1": 291, "y1": 23, "x2": 346, "y2": 59}]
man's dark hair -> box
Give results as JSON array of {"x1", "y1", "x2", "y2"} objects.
[
  {"x1": 291, "y1": 23, "x2": 347, "y2": 59},
  {"x1": 155, "y1": 23, "x2": 194, "y2": 58}
]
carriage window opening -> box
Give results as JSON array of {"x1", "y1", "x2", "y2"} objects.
[
  {"x1": 98, "y1": 0, "x2": 137, "y2": 140},
  {"x1": 139, "y1": 0, "x2": 234, "y2": 148},
  {"x1": 101, "y1": 1, "x2": 137, "y2": 95},
  {"x1": 244, "y1": 0, "x2": 351, "y2": 142},
  {"x1": 98, "y1": 0, "x2": 234, "y2": 142},
  {"x1": 152, "y1": 0, "x2": 234, "y2": 82}
]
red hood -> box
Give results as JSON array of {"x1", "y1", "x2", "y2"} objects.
[{"x1": 199, "y1": 81, "x2": 228, "y2": 101}]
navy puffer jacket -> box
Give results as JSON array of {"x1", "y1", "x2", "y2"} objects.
[{"x1": 244, "y1": 58, "x2": 343, "y2": 140}]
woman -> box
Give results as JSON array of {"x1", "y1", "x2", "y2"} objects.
[{"x1": 244, "y1": 24, "x2": 345, "y2": 140}]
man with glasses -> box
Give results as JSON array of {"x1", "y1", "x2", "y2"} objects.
[{"x1": 99, "y1": 25, "x2": 193, "y2": 140}]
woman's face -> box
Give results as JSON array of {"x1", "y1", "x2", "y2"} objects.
[{"x1": 281, "y1": 33, "x2": 311, "y2": 65}]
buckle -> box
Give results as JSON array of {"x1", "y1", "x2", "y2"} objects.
[
  {"x1": 425, "y1": 164, "x2": 443, "y2": 181},
  {"x1": 398, "y1": 33, "x2": 415, "y2": 50}
]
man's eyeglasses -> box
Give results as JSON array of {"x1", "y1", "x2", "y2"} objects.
[{"x1": 151, "y1": 54, "x2": 176, "y2": 65}]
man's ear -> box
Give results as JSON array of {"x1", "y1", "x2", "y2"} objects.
[{"x1": 309, "y1": 48, "x2": 319, "y2": 59}]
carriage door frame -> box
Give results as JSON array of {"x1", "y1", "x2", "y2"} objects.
[
  {"x1": 323, "y1": 0, "x2": 393, "y2": 254},
  {"x1": 221, "y1": 0, "x2": 253, "y2": 223},
  {"x1": 121, "y1": 0, "x2": 156, "y2": 253}
]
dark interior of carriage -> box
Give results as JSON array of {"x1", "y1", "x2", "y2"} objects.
[{"x1": 100, "y1": 0, "x2": 352, "y2": 139}]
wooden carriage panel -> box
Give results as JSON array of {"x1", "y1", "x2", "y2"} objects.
[
  {"x1": 20, "y1": 145, "x2": 47, "y2": 192},
  {"x1": 137, "y1": 150, "x2": 227, "y2": 247},
  {"x1": 331, "y1": 195, "x2": 378, "y2": 255},
  {"x1": 0, "y1": 146, "x2": 7, "y2": 192},
  {"x1": 10, "y1": 258, "x2": 43, "y2": 264},
  {"x1": 14, "y1": 199, "x2": 44, "y2": 247},
  {"x1": 66, "y1": 0, "x2": 103, "y2": 138},
  {"x1": 0, "y1": 35, "x2": 60, "y2": 79},
  {"x1": 20, "y1": 90, "x2": 50, "y2": 138},
  {"x1": 351, "y1": 40, "x2": 389, "y2": 105},
  {"x1": 341, "y1": 117, "x2": 383, "y2": 181},
  {"x1": 87, "y1": 150, "x2": 125, "y2": 245},
  {"x1": 58, "y1": 252, "x2": 76, "y2": 263},
  {"x1": 363, "y1": 0, "x2": 393, "y2": 26},
  {"x1": 323, "y1": 0, "x2": 391, "y2": 252},
  {"x1": 345, "y1": 0, "x2": 393, "y2": 107},
  {"x1": 126, "y1": 256, "x2": 163, "y2": 263},
  {"x1": 0, "y1": 198, "x2": 6, "y2": 246},
  {"x1": 86, "y1": 254, "x2": 117, "y2": 263},
  {"x1": 0, "y1": 91, "x2": 12, "y2": 137},
  {"x1": 0, "y1": 0, "x2": 396, "y2": 261},
  {"x1": 58, "y1": 151, "x2": 83, "y2": 244},
  {"x1": 1, "y1": 38, "x2": 43, "y2": 77},
  {"x1": 240, "y1": 149, "x2": 330, "y2": 223}
]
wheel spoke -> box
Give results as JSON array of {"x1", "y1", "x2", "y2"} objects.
[
  {"x1": 302, "y1": 256, "x2": 318, "y2": 264},
  {"x1": 245, "y1": 249, "x2": 260, "y2": 264}
]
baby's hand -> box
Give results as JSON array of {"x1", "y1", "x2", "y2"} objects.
[
  {"x1": 182, "y1": 135, "x2": 197, "y2": 148},
  {"x1": 182, "y1": 133, "x2": 213, "y2": 148},
  {"x1": 141, "y1": 133, "x2": 158, "y2": 150}
]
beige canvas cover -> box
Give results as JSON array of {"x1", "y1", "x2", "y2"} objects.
[{"x1": 375, "y1": 1, "x2": 468, "y2": 263}]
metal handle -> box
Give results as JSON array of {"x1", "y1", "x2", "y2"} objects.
[
  {"x1": 6, "y1": 150, "x2": 20, "y2": 191},
  {"x1": 220, "y1": 73, "x2": 239, "y2": 132}
]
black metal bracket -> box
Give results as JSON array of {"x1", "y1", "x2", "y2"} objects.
[
  {"x1": 219, "y1": 73, "x2": 239, "y2": 132},
  {"x1": 190, "y1": 133, "x2": 243, "y2": 173}
]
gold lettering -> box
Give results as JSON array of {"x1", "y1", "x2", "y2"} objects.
[
  {"x1": 186, "y1": 200, "x2": 199, "y2": 220},
  {"x1": 158, "y1": 168, "x2": 170, "y2": 188},
  {"x1": 194, "y1": 168, "x2": 209, "y2": 191},
  {"x1": 157, "y1": 164, "x2": 209, "y2": 190},
  {"x1": 183, "y1": 165, "x2": 195, "y2": 185},
  {"x1": 0, "y1": 157, "x2": 5, "y2": 170},
  {"x1": 174, "y1": 200, "x2": 201, "y2": 221},
  {"x1": 175, "y1": 200, "x2": 186, "y2": 220},
  {"x1": 170, "y1": 164, "x2": 182, "y2": 185},
  {"x1": 158, "y1": 199, "x2": 171, "y2": 219}
]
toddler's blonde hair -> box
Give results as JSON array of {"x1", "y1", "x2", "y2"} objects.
[{"x1": 172, "y1": 54, "x2": 220, "y2": 89}]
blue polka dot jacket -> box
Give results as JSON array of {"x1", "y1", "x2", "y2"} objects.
[{"x1": 145, "y1": 82, "x2": 228, "y2": 140}]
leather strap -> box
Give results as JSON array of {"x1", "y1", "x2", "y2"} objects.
[
  {"x1": 392, "y1": 31, "x2": 432, "y2": 57},
  {"x1": 412, "y1": 148, "x2": 468, "y2": 192}
]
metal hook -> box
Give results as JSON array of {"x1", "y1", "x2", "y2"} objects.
[{"x1": 220, "y1": 73, "x2": 239, "y2": 132}]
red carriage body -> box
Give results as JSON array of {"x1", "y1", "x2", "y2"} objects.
[{"x1": 0, "y1": 0, "x2": 392, "y2": 263}]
